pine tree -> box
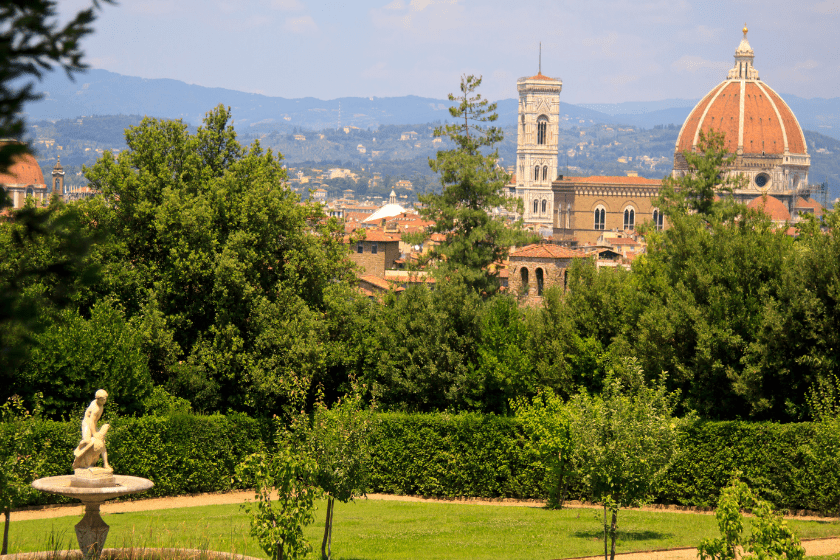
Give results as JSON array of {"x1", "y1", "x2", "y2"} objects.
[{"x1": 412, "y1": 74, "x2": 536, "y2": 295}]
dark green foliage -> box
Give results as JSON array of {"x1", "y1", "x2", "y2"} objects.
[
  {"x1": 0, "y1": 413, "x2": 270, "y2": 506},
  {"x1": 18, "y1": 300, "x2": 153, "y2": 417},
  {"x1": 368, "y1": 283, "x2": 484, "y2": 412},
  {"x1": 4, "y1": 413, "x2": 840, "y2": 515},
  {"x1": 659, "y1": 421, "x2": 840, "y2": 514},
  {"x1": 413, "y1": 75, "x2": 536, "y2": 294},
  {"x1": 367, "y1": 412, "x2": 556, "y2": 499}
]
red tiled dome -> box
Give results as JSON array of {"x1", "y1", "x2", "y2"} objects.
[
  {"x1": 0, "y1": 143, "x2": 45, "y2": 186},
  {"x1": 747, "y1": 195, "x2": 790, "y2": 221},
  {"x1": 675, "y1": 29, "x2": 806, "y2": 158}
]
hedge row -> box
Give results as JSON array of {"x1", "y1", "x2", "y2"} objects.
[
  {"x1": 4, "y1": 413, "x2": 839, "y2": 513},
  {"x1": 1, "y1": 413, "x2": 271, "y2": 505},
  {"x1": 367, "y1": 414, "x2": 840, "y2": 514}
]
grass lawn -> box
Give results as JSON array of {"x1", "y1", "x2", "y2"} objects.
[{"x1": 8, "y1": 499, "x2": 840, "y2": 560}]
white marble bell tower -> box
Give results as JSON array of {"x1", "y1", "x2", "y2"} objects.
[{"x1": 515, "y1": 59, "x2": 562, "y2": 227}]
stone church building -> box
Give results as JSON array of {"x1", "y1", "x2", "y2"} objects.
[{"x1": 509, "y1": 26, "x2": 818, "y2": 245}]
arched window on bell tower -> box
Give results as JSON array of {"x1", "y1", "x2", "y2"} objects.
[{"x1": 537, "y1": 115, "x2": 548, "y2": 145}]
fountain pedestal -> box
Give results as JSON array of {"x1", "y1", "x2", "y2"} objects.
[{"x1": 32, "y1": 475, "x2": 154, "y2": 558}]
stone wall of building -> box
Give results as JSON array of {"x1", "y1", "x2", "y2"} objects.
[{"x1": 349, "y1": 238, "x2": 400, "y2": 277}]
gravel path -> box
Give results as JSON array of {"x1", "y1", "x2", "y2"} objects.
[{"x1": 10, "y1": 491, "x2": 840, "y2": 558}]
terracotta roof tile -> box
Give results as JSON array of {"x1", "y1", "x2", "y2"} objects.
[
  {"x1": 747, "y1": 195, "x2": 790, "y2": 221},
  {"x1": 510, "y1": 244, "x2": 587, "y2": 259},
  {"x1": 361, "y1": 230, "x2": 401, "y2": 242},
  {"x1": 358, "y1": 275, "x2": 393, "y2": 290}
]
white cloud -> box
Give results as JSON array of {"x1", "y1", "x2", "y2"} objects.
[
  {"x1": 127, "y1": 0, "x2": 176, "y2": 16},
  {"x1": 812, "y1": 0, "x2": 840, "y2": 14},
  {"x1": 605, "y1": 74, "x2": 640, "y2": 86},
  {"x1": 582, "y1": 32, "x2": 619, "y2": 57},
  {"x1": 671, "y1": 55, "x2": 730, "y2": 75},
  {"x1": 676, "y1": 24, "x2": 722, "y2": 44},
  {"x1": 794, "y1": 59, "x2": 819, "y2": 72},
  {"x1": 284, "y1": 15, "x2": 318, "y2": 34},
  {"x1": 362, "y1": 62, "x2": 388, "y2": 78},
  {"x1": 271, "y1": 0, "x2": 305, "y2": 10}
]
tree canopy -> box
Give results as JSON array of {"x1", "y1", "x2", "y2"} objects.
[{"x1": 412, "y1": 74, "x2": 535, "y2": 295}]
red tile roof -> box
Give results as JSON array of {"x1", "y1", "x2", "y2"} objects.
[
  {"x1": 510, "y1": 244, "x2": 587, "y2": 259},
  {"x1": 528, "y1": 72, "x2": 555, "y2": 81},
  {"x1": 0, "y1": 148, "x2": 45, "y2": 186},
  {"x1": 361, "y1": 230, "x2": 401, "y2": 242},
  {"x1": 747, "y1": 195, "x2": 790, "y2": 221},
  {"x1": 358, "y1": 275, "x2": 393, "y2": 290},
  {"x1": 795, "y1": 197, "x2": 824, "y2": 217}
]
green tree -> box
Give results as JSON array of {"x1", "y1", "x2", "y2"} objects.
[
  {"x1": 308, "y1": 387, "x2": 376, "y2": 560},
  {"x1": 237, "y1": 430, "x2": 321, "y2": 560},
  {"x1": 698, "y1": 475, "x2": 805, "y2": 560},
  {"x1": 568, "y1": 361, "x2": 680, "y2": 560},
  {"x1": 511, "y1": 388, "x2": 573, "y2": 508},
  {"x1": 371, "y1": 282, "x2": 483, "y2": 411},
  {"x1": 656, "y1": 129, "x2": 744, "y2": 220},
  {"x1": 412, "y1": 75, "x2": 536, "y2": 295},
  {"x1": 81, "y1": 106, "x2": 354, "y2": 415},
  {"x1": 18, "y1": 299, "x2": 153, "y2": 417},
  {"x1": 0, "y1": 0, "x2": 112, "y2": 184},
  {"x1": 0, "y1": 395, "x2": 48, "y2": 555},
  {"x1": 0, "y1": 198, "x2": 101, "y2": 404},
  {"x1": 475, "y1": 295, "x2": 536, "y2": 414}
]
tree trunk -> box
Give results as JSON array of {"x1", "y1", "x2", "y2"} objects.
[
  {"x1": 321, "y1": 496, "x2": 334, "y2": 560},
  {"x1": 327, "y1": 497, "x2": 334, "y2": 558},
  {"x1": 557, "y1": 454, "x2": 568, "y2": 508},
  {"x1": 2, "y1": 506, "x2": 10, "y2": 556},
  {"x1": 609, "y1": 509, "x2": 618, "y2": 560},
  {"x1": 603, "y1": 505, "x2": 608, "y2": 560}
]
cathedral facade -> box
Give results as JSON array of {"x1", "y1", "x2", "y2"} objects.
[
  {"x1": 672, "y1": 26, "x2": 812, "y2": 212},
  {"x1": 505, "y1": 27, "x2": 817, "y2": 245}
]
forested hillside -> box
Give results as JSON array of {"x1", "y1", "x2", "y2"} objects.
[{"x1": 28, "y1": 114, "x2": 839, "y2": 204}]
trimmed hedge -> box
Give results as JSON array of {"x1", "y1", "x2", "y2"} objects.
[
  {"x1": 3, "y1": 413, "x2": 838, "y2": 514},
  {"x1": 0, "y1": 413, "x2": 271, "y2": 505},
  {"x1": 366, "y1": 415, "x2": 839, "y2": 514}
]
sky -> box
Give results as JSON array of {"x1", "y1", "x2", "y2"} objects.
[{"x1": 57, "y1": 0, "x2": 840, "y2": 105}]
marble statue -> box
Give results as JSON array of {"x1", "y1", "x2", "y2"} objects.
[{"x1": 73, "y1": 389, "x2": 112, "y2": 471}]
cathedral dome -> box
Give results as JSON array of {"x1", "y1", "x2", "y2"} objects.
[
  {"x1": 0, "y1": 142, "x2": 46, "y2": 186},
  {"x1": 674, "y1": 28, "x2": 807, "y2": 158}
]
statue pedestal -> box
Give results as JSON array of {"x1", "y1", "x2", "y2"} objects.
[
  {"x1": 32, "y1": 475, "x2": 154, "y2": 558},
  {"x1": 75, "y1": 502, "x2": 109, "y2": 558},
  {"x1": 72, "y1": 467, "x2": 115, "y2": 488}
]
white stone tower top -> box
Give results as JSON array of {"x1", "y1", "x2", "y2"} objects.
[{"x1": 515, "y1": 65, "x2": 562, "y2": 225}]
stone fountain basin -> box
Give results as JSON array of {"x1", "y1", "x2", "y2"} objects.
[{"x1": 32, "y1": 476, "x2": 154, "y2": 503}]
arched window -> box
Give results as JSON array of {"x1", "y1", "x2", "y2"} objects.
[
  {"x1": 54, "y1": 178, "x2": 60, "y2": 192},
  {"x1": 624, "y1": 207, "x2": 635, "y2": 230},
  {"x1": 594, "y1": 206, "x2": 606, "y2": 230},
  {"x1": 652, "y1": 209, "x2": 664, "y2": 230},
  {"x1": 533, "y1": 200, "x2": 539, "y2": 214},
  {"x1": 25, "y1": 187, "x2": 34, "y2": 197},
  {"x1": 534, "y1": 166, "x2": 540, "y2": 181},
  {"x1": 542, "y1": 166, "x2": 548, "y2": 181},
  {"x1": 537, "y1": 115, "x2": 548, "y2": 145},
  {"x1": 541, "y1": 199, "x2": 547, "y2": 214},
  {"x1": 520, "y1": 267, "x2": 529, "y2": 289},
  {"x1": 536, "y1": 268, "x2": 544, "y2": 296}
]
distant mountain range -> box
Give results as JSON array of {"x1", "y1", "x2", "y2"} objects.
[{"x1": 24, "y1": 69, "x2": 840, "y2": 141}]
